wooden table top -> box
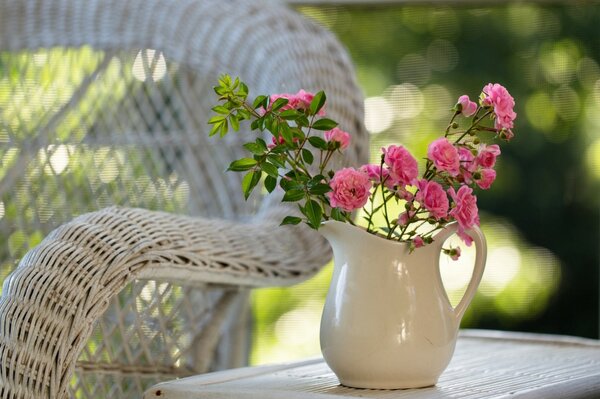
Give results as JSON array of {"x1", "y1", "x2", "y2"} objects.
[{"x1": 145, "y1": 330, "x2": 600, "y2": 399}]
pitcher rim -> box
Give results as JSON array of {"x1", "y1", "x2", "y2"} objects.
[{"x1": 320, "y1": 220, "x2": 457, "y2": 249}]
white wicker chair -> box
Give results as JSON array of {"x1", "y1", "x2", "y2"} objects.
[{"x1": 0, "y1": 0, "x2": 368, "y2": 398}]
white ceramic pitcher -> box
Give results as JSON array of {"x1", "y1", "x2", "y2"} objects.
[{"x1": 319, "y1": 220, "x2": 487, "y2": 389}]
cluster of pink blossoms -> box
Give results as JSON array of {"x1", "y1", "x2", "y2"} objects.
[
  {"x1": 326, "y1": 83, "x2": 516, "y2": 253},
  {"x1": 482, "y1": 83, "x2": 516, "y2": 140},
  {"x1": 212, "y1": 76, "x2": 516, "y2": 258},
  {"x1": 267, "y1": 90, "x2": 350, "y2": 149},
  {"x1": 269, "y1": 89, "x2": 327, "y2": 116}
]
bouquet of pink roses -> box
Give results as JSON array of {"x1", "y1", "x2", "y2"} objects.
[{"x1": 209, "y1": 75, "x2": 516, "y2": 259}]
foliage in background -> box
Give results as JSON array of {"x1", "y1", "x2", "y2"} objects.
[{"x1": 252, "y1": 3, "x2": 600, "y2": 365}]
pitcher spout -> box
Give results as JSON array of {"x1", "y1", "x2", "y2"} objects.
[
  {"x1": 319, "y1": 220, "x2": 406, "y2": 257},
  {"x1": 318, "y1": 220, "x2": 372, "y2": 252},
  {"x1": 318, "y1": 220, "x2": 348, "y2": 244}
]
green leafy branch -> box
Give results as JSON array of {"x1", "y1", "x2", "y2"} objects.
[{"x1": 208, "y1": 74, "x2": 350, "y2": 230}]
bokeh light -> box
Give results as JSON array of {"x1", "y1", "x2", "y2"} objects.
[
  {"x1": 251, "y1": 2, "x2": 600, "y2": 366},
  {"x1": 364, "y1": 96, "x2": 394, "y2": 134}
]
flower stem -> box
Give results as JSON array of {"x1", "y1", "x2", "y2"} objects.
[{"x1": 453, "y1": 109, "x2": 492, "y2": 144}]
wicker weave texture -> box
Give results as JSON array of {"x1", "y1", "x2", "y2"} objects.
[{"x1": 0, "y1": 0, "x2": 368, "y2": 398}]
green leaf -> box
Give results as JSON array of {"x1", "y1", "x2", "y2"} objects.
[
  {"x1": 237, "y1": 109, "x2": 252, "y2": 120},
  {"x1": 309, "y1": 183, "x2": 331, "y2": 195},
  {"x1": 309, "y1": 174, "x2": 327, "y2": 184},
  {"x1": 208, "y1": 115, "x2": 225, "y2": 124},
  {"x1": 267, "y1": 153, "x2": 286, "y2": 168},
  {"x1": 282, "y1": 189, "x2": 305, "y2": 202},
  {"x1": 265, "y1": 175, "x2": 277, "y2": 193},
  {"x1": 243, "y1": 142, "x2": 265, "y2": 155},
  {"x1": 269, "y1": 144, "x2": 287, "y2": 154},
  {"x1": 280, "y1": 216, "x2": 302, "y2": 226},
  {"x1": 253, "y1": 95, "x2": 268, "y2": 109},
  {"x1": 296, "y1": 115, "x2": 310, "y2": 127},
  {"x1": 219, "y1": 74, "x2": 232, "y2": 87},
  {"x1": 212, "y1": 105, "x2": 230, "y2": 115},
  {"x1": 256, "y1": 138, "x2": 268, "y2": 151},
  {"x1": 219, "y1": 119, "x2": 229, "y2": 137},
  {"x1": 285, "y1": 170, "x2": 309, "y2": 184},
  {"x1": 312, "y1": 118, "x2": 338, "y2": 131},
  {"x1": 292, "y1": 127, "x2": 305, "y2": 141},
  {"x1": 331, "y1": 208, "x2": 345, "y2": 221},
  {"x1": 271, "y1": 97, "x2": 289, "y2": 111},
  {"x1": 214, "y1": 86, "x2": 226, "y2": 96},
  {"x1": 309, "y1": 91, "x2": 326, "y2": 115},
  {"x1": 280, "y1": 109, "x2": 299, "y2": 120},
  {"x1": 265, "y1": 115, "x2": 274, "y2": 133},
  {"x1": 308, "y1": 136, "x2": 327, "y2": 150},
  {"x1": 238, "y1": 82, "x2": 249, "y2": 98},
  {"x1": 304, "y1": 199, "x2": 323, "y2": 229},
  {"x1": 209, "y1": 122, "x2": 221, "y2": 137},
  {"x1": 228, "y1": 158, "x2": 257, "y2": 172},
  {"x1": 280, "y1": 177, "x2": 303, "y2": 191},
  {"x1": 261, "y1": 162, "x2": 279, "y2": 178},
  {"x1": 279, "y1": 123, "x2": 293, "y2": 144},
  {"x1": 230, "y1": 115, "x2": 240, "y2": 131},
  {"x1": 302, "y1": 148, "x2": 314, "y2": 165},
  {"x1": 242, "y1": 170, "x2": 261, "y2": 200}
]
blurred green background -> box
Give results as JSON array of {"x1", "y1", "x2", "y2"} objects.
[{"x1": 250, "y1": 2, "x2": 600, "y2": 365}]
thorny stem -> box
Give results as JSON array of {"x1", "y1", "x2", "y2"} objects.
[
  {"x1": 453, "y1": 109, "x2": 493, "y2": 144},
  {"x1": 366, "y1": 186, "x2": 377, "y2": 233},
  {"x1": 295, "y1": 114, "x2": 317, "y2": 165},
  {"x1": 444, "y1": 111, "x2": 461, "y2": 137}
]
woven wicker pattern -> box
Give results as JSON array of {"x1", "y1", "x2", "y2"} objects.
[{"x1": 0, "y1": 0, "x2": 368, "y2": 398}]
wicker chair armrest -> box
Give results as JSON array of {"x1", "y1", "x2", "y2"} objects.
[{"x1": 0, "y1": 206, "x2": 330, "y2": 399}]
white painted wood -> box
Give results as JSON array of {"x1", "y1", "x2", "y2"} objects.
[{"x1": 145, "y1": 330, "x2": 600, "y2": 399}]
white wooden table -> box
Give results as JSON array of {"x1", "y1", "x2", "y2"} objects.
[{"x1": 144, "y1": 330, "x2": 600, "y2": 399}]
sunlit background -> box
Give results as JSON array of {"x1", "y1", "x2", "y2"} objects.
[
  {"x1": 0, "y1": 0, "x2": 598, "y2": 376},
  {"x1": 250, "y1": 2, "x2": 600, "y2": 365}
]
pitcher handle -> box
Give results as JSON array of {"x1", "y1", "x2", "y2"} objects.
[{"x1": 435, "y1": 223, "x2": 487, "y2": 322}]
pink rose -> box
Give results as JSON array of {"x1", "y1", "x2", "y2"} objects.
[
  {"x1": 327, "y1": 167, "x2": 372, "y2": 212},
  {"x1": 295, "y1": 90, "x2": 326, "y2": 115},
  {"x1": 397, "y1": 188, "x2": 414, "y2": 201},
  {"x1": 457, "y1": 95, "x2": 478, "y2": 117},
  {"x1": 398, "y1": 211, "x2": 410, "y2": 226},
  {"x1": 475, "y1": 168, "x2": 496, "y2": 190},
  {"x1": 476, "y1": 144, "x2": 501, "y2": 168},
  {"x1": 448, "y1": 185, "x2": 479, "y2": 246},
  {"x1": 481, "y1": 83, "x2": 517, "y2": 131},
  {"x1": 325, "y1": 127, "x2": 351, "y2": 150},
  {"x1": 295, "y1": 89, "x2": 314, "y2": 107},
  {"x1": 398, "y1": 205, "x2": 416, "y2": 226},
  {"x1": 269, "y1": 93, "x2": 295, "y2": 112},
  {"x1": 269, "y1": 89, "x2": 326, "y2": 116},
  {"x1": 458, "y1": 147, "x2": 476, "y2": 184},
  {"x1": 415, "y1": 179, "x2": 449, "y2": 220},
  {"x1": 427, "y1": 138, "x2": 460, "y2": 176},
  {"x1": 268, "y1": 135, "x2": 298, "y2": 148},
  {"x1": 269, "y1": 136, "x2": 285, "y2": 148},
  {"x1": 359, "y1": 164, "x2": 394, "y2": 189},
  {"x1": 413, "y1": 236, "x2": 425, "y2": 248},
  {"x1": 382, "y1": 145, "x2": 419, "y2": 186}
]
